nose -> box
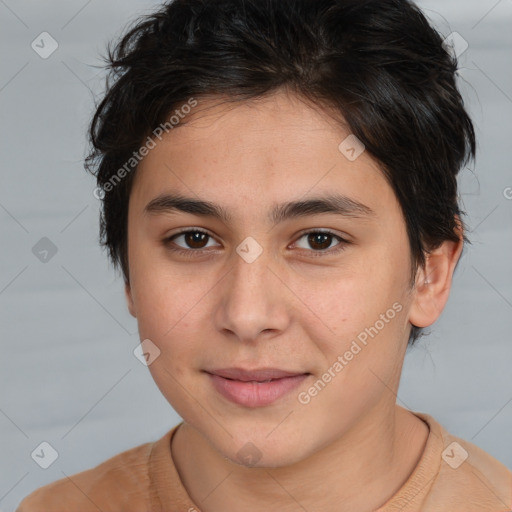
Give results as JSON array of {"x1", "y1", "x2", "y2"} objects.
[{"x1": 213, "y1": 242, "x2": 291, "y2": 343}]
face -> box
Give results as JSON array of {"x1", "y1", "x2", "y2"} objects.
[{"x1": 125, "y1": 91, "x2": 421, "y2": 467}]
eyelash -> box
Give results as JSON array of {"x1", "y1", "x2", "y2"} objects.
[{"x1": 163, "y1": 228, "x2": 350, "y2": 259}]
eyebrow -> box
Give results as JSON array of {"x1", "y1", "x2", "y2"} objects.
[{"x1": 144, "y1": 192, "x2": 375, "y2": 225}]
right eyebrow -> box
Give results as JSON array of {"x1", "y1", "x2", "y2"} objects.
[{"x1": 145, "y1": 193, "x2": 233, "y2": 222}]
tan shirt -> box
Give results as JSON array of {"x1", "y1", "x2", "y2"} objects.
[{"x1": 17, "y1": 411, "x2": 512, "y2": 511}]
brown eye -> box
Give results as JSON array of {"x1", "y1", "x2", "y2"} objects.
[
  {"x1": 165, "y1": 229, "x2": 219, "y2": 252},
  {"x1": 307, "y1": 232, "x2": 334, "y2": 251},
  {"x1": 182, "y1": 231, "x2": 209, "y2": 249},
  {"x1": 294, "y1": 231, "x2": 346, "y2": 253}
]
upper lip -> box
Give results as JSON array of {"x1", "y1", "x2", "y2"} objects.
[{"x1": 206, "y1": 368, "x2": 309, "y2": 381}]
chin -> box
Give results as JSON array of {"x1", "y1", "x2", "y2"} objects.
[
  {"x1": 225, "y1": 447, "x2": 305, "y2": 469},
  {"x1": 212, "y1": 428, "x2": 312, "y2": 469}
]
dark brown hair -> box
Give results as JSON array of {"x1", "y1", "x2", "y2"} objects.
[{"x1": 86, "y1": 0, "x2": 476, "y2": 345}]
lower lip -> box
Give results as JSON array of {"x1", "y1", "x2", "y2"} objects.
[{"x1": 207, "y1": 373, "x2": 309, "y2": 407}]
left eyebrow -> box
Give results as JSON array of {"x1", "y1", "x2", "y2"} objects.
[
  {"x1": 270, "y1": 194, "x2": 375, "y2": 224},
  {"x1": 144, "y1": 192, "x2": 375, "y2": 225}
]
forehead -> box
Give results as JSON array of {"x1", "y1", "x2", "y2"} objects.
[{"x1": 130, "y1": 91, "x2": 400, "y2": 223}]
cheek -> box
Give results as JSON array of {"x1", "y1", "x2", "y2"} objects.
[
  {"x1": 128, "y1": 232, "x2": 196, "y2": 333},
  {"x1": 129, "y1": 265, "x2": 207, "y2": 410},
  {"x1": 300, "y1": 252, "x2": 411, "y2": 383},
  {"x1": 304, "y1": 299, "x2": 409, "y2": 421},
  {"x1": 303, "y1": 259, "x2": 406, "y2": 340},
  {"x1": 128, "y1": 253, "x2": 223, "y2": 381},
  {"x1": 133, "y1": 275, "x2": 201, "y2": 344}
]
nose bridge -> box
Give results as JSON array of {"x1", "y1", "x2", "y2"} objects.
[
  {"x1": 231, "y1": 246, "x2": 272, "y2": 296},
  {"x1": 214, "y1": 242, "x2": 289, "y2": 341}
]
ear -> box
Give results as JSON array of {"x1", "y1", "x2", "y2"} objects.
[
  {"x1": 408, "y1": 220, "x2": 464, "y2": 329},
  {"x1": 124, "y1": 281, "x2": 137, "y2": 318}
]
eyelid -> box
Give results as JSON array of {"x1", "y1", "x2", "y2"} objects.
[
  {"x1": 292, "y1": 227, "x2": 351, "y2": 243},
  {"x1": 290, "y1": 229, "x2": 350, "y2": 255},
  {"x1": 165, "y1": 227, "x2": 221, "y2": 247},
  {"x1": 170, "y1": 226, "x2": 215, "y2": 238}
]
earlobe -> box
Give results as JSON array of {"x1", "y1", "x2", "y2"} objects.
[
  {"x1": 124, "y1": 282, "x2": 136, "y2": 318},
  {"x1": 408, "y1": 225, "x2": 464, "y2": 329}
]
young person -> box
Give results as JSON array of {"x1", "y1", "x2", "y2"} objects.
[{"x1": 17, "y1": 0, "x2": 512, "y2": 510}]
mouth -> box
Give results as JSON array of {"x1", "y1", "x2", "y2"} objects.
[{"x1": 205, "y1": 368, "x2": 310, "y2": 407}]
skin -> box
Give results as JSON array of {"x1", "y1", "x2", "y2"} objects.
[{"x1": 125, "y1": 90, "x2": 463, "y2": 511}]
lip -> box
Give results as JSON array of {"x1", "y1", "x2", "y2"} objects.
[{"x1": 205, "y1": 368, "x2": 310, "y2": 407}]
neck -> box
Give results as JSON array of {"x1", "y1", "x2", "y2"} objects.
[{"x1": 171, "y1": 403, "x2": 429, "y2": 512}]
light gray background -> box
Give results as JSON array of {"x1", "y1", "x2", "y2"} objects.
[{"x1": 1, "y1": 0, "x2": 511, "y2": 510}]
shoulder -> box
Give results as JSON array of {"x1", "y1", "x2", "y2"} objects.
[
  {"x1": 420, "y1": 413, "x2": 512, "y2": 510},
  {"x1": 16, "y1": 439, "x2": 155, "y2": 512}
]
